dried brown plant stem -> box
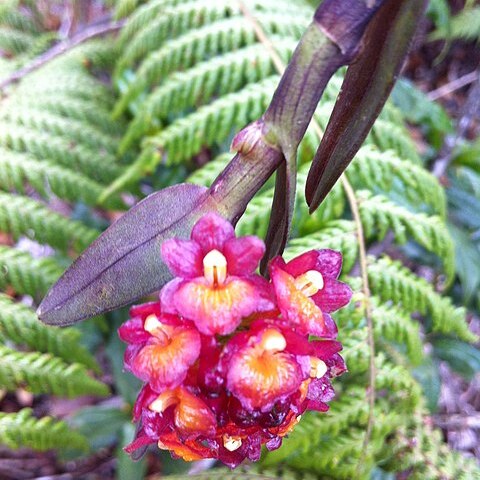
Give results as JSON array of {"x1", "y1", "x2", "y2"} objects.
[
  {"x1": 340, "y1": 176, "x2": 376, "y2": 475},
  {"x1": 428, "y1": 69, "x2": 479, "y2": 101},
  {"x1": 0, "y1": 18, "x2": 125, "y2": 91},
  {"x1": 238, "y1": 0, "x2": 376, "y2": 469}
]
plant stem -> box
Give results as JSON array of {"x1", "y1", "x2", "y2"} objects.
[
  {"x1": 0, "y1": 18, "x2": 125, "y2": 91},
  {"x1": 341, "y1": 176, "x2": 375, "y2": 475},
  {"x1": 428, "y1": 70, "x2": 479, "y2": 101}
]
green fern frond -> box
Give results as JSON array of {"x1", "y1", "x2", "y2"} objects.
[
  {"x1": 0, "y1": 294, "x2": 99, "y2": 371},
  {"x1": 0, "y1": 192, "x2": 98, "y2": 252},
  {"x1": 431, "y1": 6, "x2": 480, "y2": 42},
  {"x1": 281, "y1": 370, "x2": 417, "y2": 477},
  {"x1": 293, "y1": 164, "x2": 346, "y2": 235},
  {"x1": 0, "y1": 245, "x2": 62, "y2": 298},
  {"x1": 116, "y1": 13, "x2": 306, "y2": 108},
  {"x1": 449, "y1": 7, "x2": 480, "y2": 42},
  {"x1": 144, "y1": 75, "x2": 278, "y2": 164},
  {"x1": 236, "y1": 173, "x2": 345, "y2": 244},
  {"x1": 0, "y1": 345, "x2": 109, "y2": 397},
  {"x1": 0, "y1": 3, "x2": 41, "y2": 35},
  {"x1": 236, "y1": 192, "x2": 275, "y2": 239},
  {"x1": 103, "y1": 77, "x2": 279, "y2": 196},
  {"x1": 346, "y1": 145, "x2": 446, "y2": 218},
  {"x1": 357, "y1": 190, "x2": 454, "y2": 280},
  {"x1": 117, "y1": 39, "x2": 296, "y2": 149},
  {"x1": 117, "y1": 0, "x2": 240, "y2": 73},
  {"x1": 285, "y1": 413, "x2": 404, "y2": 479},
  {"x1": 115, "y1": 0, "x2": 146, "y2": 19},
  {"x1": 0, "y1": 124, "x2": 122, "y2": 183},
  {"x1": 15, "y1": 67, "x2": 115, "y2": 107},
  {"x1": 116, "y1": 0, "x2": 310, "y2": 74},
  {"x1": 0, "y1": 109, "x2": 120, "y2": 154},
  {"x1": 368, "y1": 118, "x2": 421, "y2": 164},
  {"x1": 374, "y1": 355, "x2": 422, "y2": 405},
  {"x1": 382, "y1": 410, "x2": 480, "y2": 479},
  {"x1": 0, "y1": 408, "x2": 88, "y2": 452},
  {"x1": 261, "y1": 389, "x2": 370, "y2": 466},
  {"x1": 368, "y1": 256, "x2": 477, "y2": 342},
  {"x1": 335, "y1": 297, "x2": 423, "y2": 365},
  {"x1": 0, "y1": 148, "x2": 123, "y2": 209},
  {"x1": 371, "y1": 300, "x2": 424, "y2": 365},
  {"x1": 0, "y1": 26, "x2": 35, "y2": 55},
  {"x1": 20, "y1": 32, "x2": 56, "y2": 61},
  {"x1": 11, "y1": 98, "x2": 124, "y2": 136}
]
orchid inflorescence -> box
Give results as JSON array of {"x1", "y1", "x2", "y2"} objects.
[{"x1": 119, "y1": 213, "x2": 352, "y2": 468}]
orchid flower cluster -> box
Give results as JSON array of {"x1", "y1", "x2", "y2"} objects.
[{"x1": 119, "y1": 213, "x2": 352, "y2": 468}]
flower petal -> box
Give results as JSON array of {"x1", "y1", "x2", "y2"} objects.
[
  {"x1": 327, "y1": 353, "x2": 347, "y2": 377},
  {"x1": 124, "y1": 428, "x2": 155, "y2": 455},
  {"x1": 118, "y1": 316, "x2": 150, "y2": 344},
  {"x1": 198, "y1": 336, "x2": 224, "y2": 393},
  {"x1": 247, "y1": 275, "x2": 277, "y2": 313},
  {"x1": 223, "y1": 236, "x2": 265, "y2": 275},
  {"x1": 227, "y1": 344, "x2": 302, "y2": 412},
  {"x1": 310, "y1": 340, "x2": 343, "y2": 360},
  {"x1": 130, "y1": 327, "x2": 200, "y2": 391},
  {"x1": 158, "y1": 431, "x2": 213, "y2": 461},
  {"x1": 129, "y1": 301, "x2": 161, "y2": 320},
  {"x1": 159, "y1": 278, "x2": 183, "y2": 315},
  {"x1": 285, "y1": 249, "x2": 343, "y2": 278},
  {"x1": 307, "y1": 377, "x2": 335, "y2": 404},
  {"x1": 322, "y1": 313, "x2": 339, "y2": 339},
  {"x1": 266, "y1": 436, "x2": 282, "y2": 451},
  {"x1": 191, "y1": 213, "x2": 234, "y2": 252},
  {"x1": 161, "y1": 238, "x2": 203, "y2": 278},
  {"x1": 312, "y1": 278, "x2": 352, "y2": 313},
  {"x1": 142, "y1": 408, "x2": 170, "y2": 440},
  {"x1": 175, "y1": 277, "x2": 257, "y2": 335},
  {"x1": 133, "y1": 384, "x2": 158, "y2": 421},
  {"x1": 270, "y1": 263, "x2": 328, "y2": 337},
  {"x1": 174, "y1": 387, "x2": 216, "y2": 437}
]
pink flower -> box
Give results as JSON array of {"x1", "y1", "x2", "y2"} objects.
[
  {"x1": 269, "y1": 249, "x2": 352, "y2": 337},
  {"x1": 160, "y1": 213, "x2": 274, "y2": 335},
  {"x1": 225, "y1": 325, "x2": 303, "y2": 412},
  {"x1": 120, "y1": 304, "x2": 200, "y2": 392}
]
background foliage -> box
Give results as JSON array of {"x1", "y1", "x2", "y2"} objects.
[{"x1": 0, "y1": 0, "x2": 479, "y2": 479}]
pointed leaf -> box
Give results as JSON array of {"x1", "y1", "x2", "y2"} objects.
[
  {"x1": 306, "y1": 0, "x2": 427, "y2": 211},
  {"x1": 37, "y1": 184, "x2": 224, "y2": 326}
]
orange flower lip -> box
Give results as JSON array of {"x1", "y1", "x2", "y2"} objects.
[
  {"x1": 174, "y1": 277, "x2": 258, "y2": 336},
  {"x1": 149, "y1": 387, "x2": 216, "y2": 438},
  {"x1": 124, "y1": 315, "x2": 201, "y2": 392},
  {"x1": 226, "y1": 328, "x2": 303, "y2": 412}
]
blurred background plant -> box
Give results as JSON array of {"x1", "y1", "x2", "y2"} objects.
[{"x1": 0, "y1": 0, "x2": 479, "y2": 479}]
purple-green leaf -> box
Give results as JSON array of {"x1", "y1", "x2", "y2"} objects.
[
  {"x1": 37, "y1": 184, "x2": 224, "y2": 326},
  {"x1": 38, "y1": 122, "x2": 286, "y2": 326},
  {"x1": 306, "y1": 0, "x2": 427, "y2": 211}
]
